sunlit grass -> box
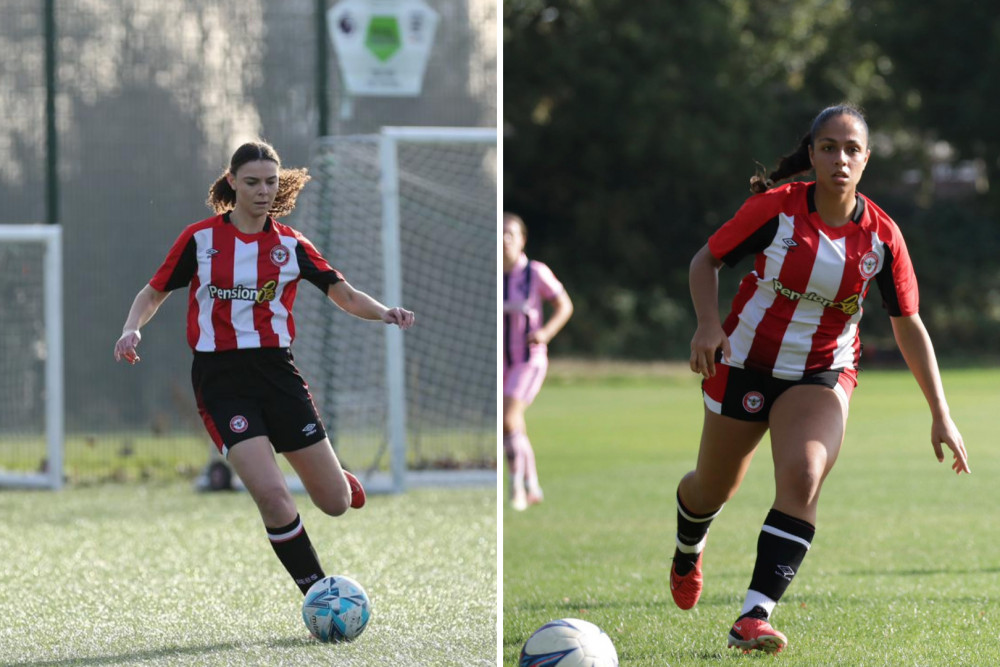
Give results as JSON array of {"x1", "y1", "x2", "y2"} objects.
[
  {"x1": 503, "y1": 367, "x2": 1000, "y2": 665},
  {"x1": 0, "y1": 482, "x2": 496, "y2": 666}
]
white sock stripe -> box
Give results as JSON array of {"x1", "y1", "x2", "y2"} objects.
[
  {"x1": 267, "y1": 518, "x2": 304, "y2": 543},
  {"x1": 761, "y1": 524, "x2": 812, "y2": 550},
  {"x1": 677, "y1": 502, "x2": 723, "y2": 524},
  {"x1": 676, "y1": 534, "x2": 707, "y2": 554}
]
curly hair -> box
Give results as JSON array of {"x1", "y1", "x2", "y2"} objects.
[
  {"x1": 750, "y1": 103, "x2": 869, "y2": 194},
  {"x1": 206, "y1": 141, "x2": 312, "y2": 217}
]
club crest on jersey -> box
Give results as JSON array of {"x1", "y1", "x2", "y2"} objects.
[
  {"x1": 858, "y1": 251, "x2": 880, "y2": 279},
  {"x1": 269, "y1": 245, "x2": 290, "y2": 267},
  {"x1": 742, "y1": 391, "x2": 765, "y2": 413},
  {"x1": 229, "y1": 415, "x2": 249, "y2": 433}
]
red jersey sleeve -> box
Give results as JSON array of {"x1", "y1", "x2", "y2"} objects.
[
  {"x1": 872, "y1": 218, "x2": 919, "y2": 317},
  {"x1": 291, "y1": 229, "x2": 344, "y2": 291},
  {"x1": 149, "y1": 226, "x2": 198, "y2": 292},
  {"x1": 708, "y1": 186, "x2": 794, "y2": 266}
]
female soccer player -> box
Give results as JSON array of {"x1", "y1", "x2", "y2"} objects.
[
  {"x1": 113, "y1": 141, "x2": 415, "y2": 595},
  {"x1": 667, "y1": 104, "x2": 970, "y2": 653},
  {"x1": 502, "y1": 212, "x2": 573, "y2": 511}
]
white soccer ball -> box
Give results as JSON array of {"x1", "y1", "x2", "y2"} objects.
[
  {"x1": 520, "y1": 618, "x2": 619, "y2": 667},
  {"x1": 302, "y1": 575, "x2": 372, "y2": 642}
]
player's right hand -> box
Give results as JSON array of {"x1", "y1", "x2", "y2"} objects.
[
  {"x1": 114, "y1": 330, "x2": 142, "y2": 365},
  {"x1": 689, "y1": 324, "x2": 730, "y2": 379}
]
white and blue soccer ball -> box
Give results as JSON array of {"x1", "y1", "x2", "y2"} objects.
[
  {"x1": 520, "y1": 618, "x2": 619, "y2": 667},
  {"x1": 302, "y1": 575, "x2": 372, "y2": 642}
]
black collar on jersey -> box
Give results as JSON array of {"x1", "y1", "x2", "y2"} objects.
[
  {"x1": 806, "y1": 183, "x2": 865, "y2": 224},
  {"x1": 222, "y1": 211, "x2": 273, "y2": 232}
]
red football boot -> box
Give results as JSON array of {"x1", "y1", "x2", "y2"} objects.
[
  {"x1": 344, "y1": 471, "x2": 366, "y2": 509},
  {"x1": 727, "y1": 610, "x2": 787, "y2": 654},
  {"x1": 669, "y1": 552, "x2": 703, "y2": 610}
]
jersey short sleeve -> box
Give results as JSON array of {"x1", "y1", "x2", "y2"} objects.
[
  {"x1": 287, "y1": 228, "x2": 344, "y2": 292},
  {"x1": 867, "y1": 202, "x2": 919, "y2": 317},
  {"x1": 531, "y1": 260, "x2": 564, "y2": 301},
  {"x1": 707, "y1": 187, "x2": 791, "y2": 267},
  {"x1": 149, "y1": 225, "x2": 199, "y2": 292}
]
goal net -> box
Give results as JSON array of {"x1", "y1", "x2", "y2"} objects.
[
  {"x1": 0, "y1": 225, "x2": 63, "y2": 489},
  {"x1": 290, "y1": 127, "x2": 497, "y2": 493}
]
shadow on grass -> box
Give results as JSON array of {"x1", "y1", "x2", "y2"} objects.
[{"x1": 7, "y1": 636, "x2": 312, "y2": 666}]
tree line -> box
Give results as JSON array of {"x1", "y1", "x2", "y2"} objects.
[{"x1": 504, "y1": 0, "x2": 1000, "y2": 360}]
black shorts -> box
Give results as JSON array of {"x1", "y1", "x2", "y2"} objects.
[
  {"x1": 701, "y1": 363, "x2": 857, "y2": 422},
  {"x1": 192, "y1": 348, "x2": 327, "y2": 456}
]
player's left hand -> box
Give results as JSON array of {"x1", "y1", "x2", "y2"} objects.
[
  {"x1": 527, "y1": 330, "x2": 551, "y2": 345},
  {"x1": 383, "y1": 307, "x2": 415, "y2": 330},
  {"x1": 931, "y1": 415, "x2": 970, "y2": 474}
]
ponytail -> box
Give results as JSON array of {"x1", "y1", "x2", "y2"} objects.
[{"x1": 749, "y1": 133, "x2": 812, "y2": 194}]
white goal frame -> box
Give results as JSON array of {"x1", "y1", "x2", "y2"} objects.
[
  {"x1": 378, "y1": 126, "x2": 498, "y2": 493},
  {"x1": 0, "y1": 224, "x2": 63, "y2": 489}
]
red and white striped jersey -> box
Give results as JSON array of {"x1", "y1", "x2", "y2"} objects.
[
  {"x1": 708, "y1": 182, "x2": 918, "y2": 380},
  {"x1": 150, "y1": 213, "x2": 344, "y2": 352}
]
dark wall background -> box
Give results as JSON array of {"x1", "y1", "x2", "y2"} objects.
[{"x1": 0, "y1": 0, "x2": 496, "y2": 433}]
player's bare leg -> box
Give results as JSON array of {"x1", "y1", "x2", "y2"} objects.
[
  {"x1": 284, "y1": 438, "x2": 357, "y2": 515},
  {"x1": 672, "y1": 411, "x2": 766, "y2": 609},
  {"x1": 503, "y1": 396, "x2": 530, "y2": 510},
  {"x1": 228, "y1": 436, "x2": 325, "y2": 593},
  {"x1": 728, "y1": 385, "x2": 847, "y2": 653}
]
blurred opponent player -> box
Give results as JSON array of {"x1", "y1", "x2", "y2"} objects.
[{"x1": 502, "y1": 212, "x2": 573, "y2": 511}]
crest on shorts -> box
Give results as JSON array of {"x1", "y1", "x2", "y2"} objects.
[
  {"x1": 742, "y1": 391, "x2": 765, "y2": 413},
  {"x1": 269, "y1": 245, "x2": 290, "y2": 267},
  {"x1": 859, "y1": 251, "x2": 880, "y2": 279},
  {"x1": 230, "y1": 415, "x2": 249, "y2": 433}
]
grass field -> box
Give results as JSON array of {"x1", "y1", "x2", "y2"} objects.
[
  {"x1": 0, "y1": 482, "x2": 496, "y2": 666},
  {"x1": 503, "y1": 364, "x2": 1000, "y2": 666}
]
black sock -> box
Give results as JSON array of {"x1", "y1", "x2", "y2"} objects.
[
  {"x1": 673, "y1": 490, "x2": 722, "y2": 575},
  {"x1": 266, "y1": 514, "x2": 325, "y2": 595},
  {"x1": 745, "y1": 509, "x2": 815, "y2": 612}
]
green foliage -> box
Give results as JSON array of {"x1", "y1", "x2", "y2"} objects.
[
  {"x1": 505, "y1": 1, "x2": 1000, "y2": 359},
  {"x1": 0, "y1": 484, "x2": 496, "y2": 665},
  {"x1": 503, "y1": 368, "x2": 1000, "y2": 665}
]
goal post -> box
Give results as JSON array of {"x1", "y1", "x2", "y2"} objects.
[
  {"x1": 0, "y1": 224, "x2": 64, "y2": 489},
  {"x1": 287, "y1": 126, "x2": 498, "y2": 494},
  {"x1": 379, "y1": 127, "x2": 497, "y2": 493}
]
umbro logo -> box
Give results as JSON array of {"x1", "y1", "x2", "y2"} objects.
[
  {"x1": 205, "y1": 248, "x2": 219, "y2": 257},
  {"x1": 302, "y1": 423, "x2": 318, "y2": 436},
  {"x1": 782, "y1": 238, "x2": 798, "y2": 248}
]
